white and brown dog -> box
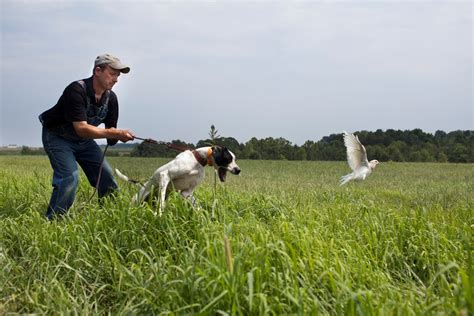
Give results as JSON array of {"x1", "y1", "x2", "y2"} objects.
[{"x1": 115, "y1": 146, "x2": 240, "y2": 215}]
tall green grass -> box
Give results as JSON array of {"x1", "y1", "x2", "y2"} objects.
[{"x1": 0, "y1": 156, "x2": 472, "y2": 314}]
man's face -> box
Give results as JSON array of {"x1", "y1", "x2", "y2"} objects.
[{"x1": 95, "y1": 65, "x2": 120, "y2": 90}]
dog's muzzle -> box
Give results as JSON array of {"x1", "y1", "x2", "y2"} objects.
[{"x1": 218, "y1": 166, "x2": 241, "y2": 182}]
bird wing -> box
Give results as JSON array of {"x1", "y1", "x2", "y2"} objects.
[{"x1": 343, "y1": 131, "x2": 369, "y2": 171}]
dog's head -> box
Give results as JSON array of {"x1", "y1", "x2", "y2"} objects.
[{"x1": 211, "y1": 146, "x2": 241, "y2": 182}]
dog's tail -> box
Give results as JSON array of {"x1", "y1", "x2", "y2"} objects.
[{"x1": 115, "y1": 169, "x2": 144, "y2": 187}]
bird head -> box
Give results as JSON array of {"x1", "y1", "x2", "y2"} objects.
[{"x1": 369, "y1": 160, "x2": 379, "y2": 169}]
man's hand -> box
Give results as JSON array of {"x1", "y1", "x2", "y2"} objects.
[
  {"x1": 72, "y1": 122, "x2": 135, "y2": 142},
  {"x1": 109, "y1": 127, "x2": 134, "y2": 142},
  {"x1": 116, "y1": 129, "x2": 135, "y2": 143}
]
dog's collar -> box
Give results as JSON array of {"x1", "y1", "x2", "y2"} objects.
[
  {"x1": 207, "y1": 148, "x2": 213, "y2": 166},
  {"x1": 192, "y1": 148, "x2": 213, "y2": 167}
]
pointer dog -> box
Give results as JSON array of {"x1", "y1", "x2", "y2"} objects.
[{"x1": 115, "y1": 146, "x2": 240, "y2": 216}]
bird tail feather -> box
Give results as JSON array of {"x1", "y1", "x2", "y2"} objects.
[{"x1": 339, "y1": 173, "x2": 353, "y2": 186}]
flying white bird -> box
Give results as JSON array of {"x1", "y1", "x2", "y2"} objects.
[{"x1": 340, "y1": 131, "x2": 379, "y2": 185}]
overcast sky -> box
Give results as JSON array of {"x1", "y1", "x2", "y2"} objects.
[{"x1": 1, "y1": 0, "x2": 472, "y2": 147}]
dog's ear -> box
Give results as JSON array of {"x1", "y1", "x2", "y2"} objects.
[{"x1": 212, "y1": 145, "x2": 222, "y2": 154}]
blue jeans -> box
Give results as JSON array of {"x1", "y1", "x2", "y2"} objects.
[{"x1": 42, "y1": 127, "x2": 118, "y2": 220}]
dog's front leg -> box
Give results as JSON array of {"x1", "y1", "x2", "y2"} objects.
[
  {"x1": 136, "y1": 181, "x2": 156, "y2": 205},
  {"x1": 158, "y1": 171, "x2": 170, "y2": 216},
  {"x1": 181, "y1": 190, "x2": 201, "y2": 210}
]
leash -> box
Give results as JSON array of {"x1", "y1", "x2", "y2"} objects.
[
  {"x1": 134, "y1": 136, "x2": 191, "y2": 152},
  {"x1": 134, "y1": 136, "x2": 159, "y2": 144},
  {"x1": 87, "y1": 144, "x2": 109, "y2": 203}
]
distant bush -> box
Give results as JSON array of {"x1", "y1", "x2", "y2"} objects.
[{"x1": 21, "y1": 146, "x2": 45, "y2": 156}]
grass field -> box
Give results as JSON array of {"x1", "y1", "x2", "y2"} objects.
[{"x1": 0, "y1": 156, "x2": 472, "y2": 315}]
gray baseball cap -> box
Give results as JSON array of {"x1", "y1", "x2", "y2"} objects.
[{"x1": 94, "y1": 53, "x2": 130, "y2": 73}]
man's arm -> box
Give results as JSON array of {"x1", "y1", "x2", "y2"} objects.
[{"x1": 73, "y1": 121, "x2": 134, "y2": 142}]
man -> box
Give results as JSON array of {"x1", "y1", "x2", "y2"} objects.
[{"x1": 39, "y1": 53, "x2": 135, "y2": 220}]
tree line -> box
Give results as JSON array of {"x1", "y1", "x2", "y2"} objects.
[{"x1": 131, "y1": 129, "x2": 474, "y2": 163}]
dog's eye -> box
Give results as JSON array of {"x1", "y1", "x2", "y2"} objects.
[{"x1": 214, "y1": 149, "x2": 233, "y2": 166}]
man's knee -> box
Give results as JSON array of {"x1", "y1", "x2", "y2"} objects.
[
  {"x1": 53, "y1": 170, "x2": 80, "y2": 193},
  {"x1": 47, "y1": 170, "x2": 80, "y2": 219}
]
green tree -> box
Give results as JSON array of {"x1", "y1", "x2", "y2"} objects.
[
  {"x1": 409, "y1": 150, "x2": 422, "y2": 162},
  {"x1": 294, "y1": 146, "x2": 307, "y2": 161},
  {"x1": 387, "y1": 143, "x2": 404, "y2": 162},
  {"x1": 367, "y1": 145, "x2": 389, "y2": 162},
  {"x1": 418, "y1": 149, "x2": 434, "y2": 162},
  {"x1": 437, "y1": 151, "x2": 448, "y2": 163},
  {"x1": 449, "y1": 143, "x2": 469, "y2": 163}
]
